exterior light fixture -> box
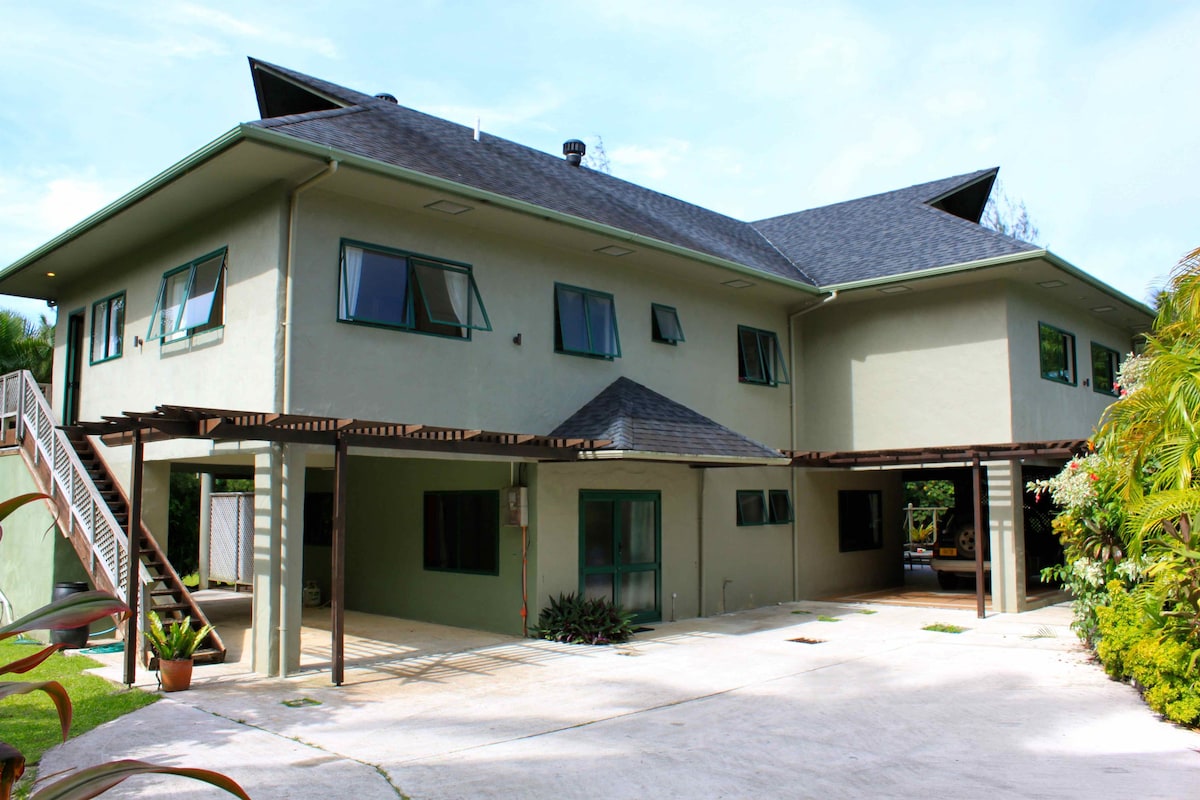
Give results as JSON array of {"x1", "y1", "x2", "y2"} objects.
[
  {"x1": 46, "y1": 272, "x2": 56, "y2": 278},
  {"x1": 879, "y1": 285, "x2": 910, "y2": 294},
  {"x1": 722, "y1": 279, "x2": 754, "y2": 289},
  {"x1": 1091, "y1": 305, "x2": 1115, "y2": 313},
  {"x1": 594, "y1": 245, "x2": 634, "y2": 257},
  {"x1": 424, "y1": 199, "x2": 473, "y2": 215}
]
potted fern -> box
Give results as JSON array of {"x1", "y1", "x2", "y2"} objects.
[{"x1": 144, "y1": 611, "x2": 212, "y2": 692}]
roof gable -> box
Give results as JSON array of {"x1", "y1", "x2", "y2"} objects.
[{"x1": 752, "y1": 169, "x2": 1039, "y2": 286}]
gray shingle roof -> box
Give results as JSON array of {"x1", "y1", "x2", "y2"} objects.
[
  {"x1": 752, "y1": 169, "x2": 1040, "y2": 286},
  {"x1": 550, "y1": 377, "x2": 785, "y2": 460},
  {"x1": 246, "y1": 59, "x2": 1040, "y2": 289}
]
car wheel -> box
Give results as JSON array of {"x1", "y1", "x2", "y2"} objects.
[
  {"x1": 955, "y1": 525, "x2": 976, "y2": 557},
  {"x1": 936, "y1": 571, "x2": 959, "y2": 590}
]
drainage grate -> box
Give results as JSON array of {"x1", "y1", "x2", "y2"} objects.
[{"x1": 788, "y1": 637, "x2": 825, "y2": 644}]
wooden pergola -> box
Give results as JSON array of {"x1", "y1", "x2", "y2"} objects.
[
  {"x1": 75, "y1": 405, "x2": 609, "y2": 686},
  {"x1": 789, "y1": 439, "x2": 1088, "y2": 618}
]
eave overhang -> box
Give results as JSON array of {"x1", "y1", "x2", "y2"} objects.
[{"x1": 788, "y1": 440, "x2": 1089, "y2": 468}]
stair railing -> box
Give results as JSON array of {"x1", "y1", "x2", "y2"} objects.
[{"x1": 0, "y1": 369, "x2": 147, "y2": 602}]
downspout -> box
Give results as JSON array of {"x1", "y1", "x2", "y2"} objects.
[
  {"x1": 279, "y1": 160, "x2": 339, "y2": 414},
  {"x1": 275, "y1": 159, "x2": 337, "y2": 680},
  {"x1": 787, "y1": 291, "x2": 838, "y2": 600}
]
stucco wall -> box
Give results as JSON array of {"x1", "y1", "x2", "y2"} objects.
[
  {"x1": 794, "y1": 468, "x2": 903, "y2": 599},
  {"x1": 0, "y1": 452, "x2": 88, "y2": 620},
  {"x1": 341, "y1": 455, "x2": 525, "y2": 635},
  {"x1": 285, "y1": 191, "x2": 794, "y2": 449},
  {"x1": 797, "y1": 283, "x2": 1013, "y2": 451},
  {"x1": 50, "y1": 187, "x2": 285, "y2": 426},
  {"x1": 1005, "y1": 283, "x2": 1139, "y2": 442}
]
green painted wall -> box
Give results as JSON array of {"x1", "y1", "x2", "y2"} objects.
[
  {"x1": 0, "y1": 453, "x2": 88, "y2": 621},
  {"x1": 342, "y1": 456, "x2": 527, "y2": 635}
]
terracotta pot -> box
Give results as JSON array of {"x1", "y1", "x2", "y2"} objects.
[{"x1": 159, "y1": 658, "x2": 194, "y2": 692}]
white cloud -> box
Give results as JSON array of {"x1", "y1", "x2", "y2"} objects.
[{"x1": 0, "y1": 169, "x2": 121, "y2": 268}]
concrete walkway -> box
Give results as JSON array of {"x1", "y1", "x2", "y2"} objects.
[{"x1": 38, "y1": 601, "x2": 1200, "y2": 799}]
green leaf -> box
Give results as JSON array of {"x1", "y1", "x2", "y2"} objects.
[
  {"x1": 30, "y1": 759, "x2": 251, "y2": 800},
  {"x1": 0, "y1": 492, "x2": 49, "y2": 523},
  {"x1": 0, "y1": 643, "x2": 65, "y2": 675},
  {"x1": 0, "y1": 592, "x2": 128, "y2": 642},
  {"x1": 0, "y1": 680, "x2": 71, "y2": 740}
]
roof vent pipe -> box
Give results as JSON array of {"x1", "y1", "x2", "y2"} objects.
[
  {"x1": 563, "y1": 139, "x2": 586, "y2": 166},
  {"x1": 375, "y1": 93, "x2": 398, "y2": 103}
]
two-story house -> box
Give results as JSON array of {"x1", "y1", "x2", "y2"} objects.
[{"x1": 0, "y1": 59, "x2": 1152, "y2": 680}]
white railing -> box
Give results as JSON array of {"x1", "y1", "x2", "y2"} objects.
[{"x1": 0, "y1": 370, "x2": 146, "y2": 601}]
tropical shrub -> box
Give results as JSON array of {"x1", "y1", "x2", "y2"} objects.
[
  {"x1": 534, "y1": 593, "x2": 635, "y2": 645},
  {"x1": 144, "y1": 611, "x2": 212, "y2": 661},
  {"x1": 0, "y1": 492, "x2": 250, "y2": 799},
  {"x1": 1096, "y1": 582, "x2": 1200, "y2": 726}
]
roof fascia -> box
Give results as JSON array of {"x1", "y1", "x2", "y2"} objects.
[
  {"x1": 0, "y1": 127, "x2": 248, "y2": 284},
  {"x1": 820, "y1": 249, "x2": 1155, "y2": 317},
  {"x1": 240, "y1": 125, "x2": 819, "y2": 294}
]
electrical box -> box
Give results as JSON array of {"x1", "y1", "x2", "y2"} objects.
[{"x1": 503, "y1": 486, "x2": 528, "y2": 527}]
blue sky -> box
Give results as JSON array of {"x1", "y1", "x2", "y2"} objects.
[{"x1": 1, "y1": 0, "x2": 1195, "y2": 321}]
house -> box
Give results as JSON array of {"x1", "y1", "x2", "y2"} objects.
[{"x1": 0, "y1": 59, "x2": 1153, "y2": 681}]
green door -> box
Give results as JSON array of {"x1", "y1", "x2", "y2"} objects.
[
  {"x1": 579, "y1": 491, "x2": 661, "y2": 623},
  {"x1": 63, "y1": 310, "x2": 85, "y2": 426}
]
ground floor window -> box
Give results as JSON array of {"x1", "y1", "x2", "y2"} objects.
[
  {"x1": 424, "y1": 490, "x2": 499, "y2": 574},
  {"x1": 838, "y1": 490, "x2": 883, "y2": 552}
]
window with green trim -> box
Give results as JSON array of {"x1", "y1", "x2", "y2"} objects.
[
  {"x1": 1038, "y1": 322, "x2": 1076, "y2": 385},
  {"x1": 338, "y1": 241, "x2": 492, "y2": 339},
  {"x1": 1091, "y1": 343, "x2": 1121, "y2": 397},
  {"x1": 736, "y1": 490, "x2": 767, "y2": 526},
  {"x1": 147, "y1": 249, "x2": 226, "y2": 342},
  {"x1": 738, "y1": 325, "x2": 789, "y2": 386},
  {"x1": 768, "y1": 490, "x2": 793, "y2": 524},
  {"x1": 423, "y1": 490, "x2": 499, "y2": 575},
  {"x1": 651, "y1": 303, "x2": 684, "y2": 344},
  {"x1": 89, "y1": 291, "x2": 125, "y2": 364},
  {"x1": 555, "y1": 283, "x2": 621, "y2": 358},
  {"x1": 838, "y1": 490, "x2": 882, "y2": 552}
]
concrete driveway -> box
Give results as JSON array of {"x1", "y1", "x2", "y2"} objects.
[{"x1": 38, "y1": 601, "x2": 1200, "y2": 799}]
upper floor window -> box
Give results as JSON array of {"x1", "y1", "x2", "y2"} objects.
[
  {"x1": 147, "y1": 248, "x2": 226, "y2": 342},
  {"x1": 1091, "y1": 343, "x2": 1121, "y2": 397},
  {"x1": 338, "y1": 241, "x2": 492, "y2": 339},
  {"x1": 738, "y1": 325, "x2": 789, "y2": 386},
  {"x1": 651, "y1": 303, "x2": 684, "y2": 345},
  {"x1": 1038, "y1": 322, "x2": 1076, "y2": 385},
  {"x1": 90, "y1": 291, "x2": 125, "y2": 364},
  {"x1": 555, "y1": 283, "x2": 620, "y2": 359}
]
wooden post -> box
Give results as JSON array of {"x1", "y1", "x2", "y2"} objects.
[
  {"x1": 331, "y1": 434, "x2": 348, "y2": 686},
  {"x1": 973, "y1": 457, "x2": 986, "y2": 619},
  {"x1": 124, "y1": 429, "x2": 144, "y2": 687}
]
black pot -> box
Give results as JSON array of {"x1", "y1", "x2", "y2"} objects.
[{"x1": 48, "y1": 581, "x2": 91, "y2": 649}]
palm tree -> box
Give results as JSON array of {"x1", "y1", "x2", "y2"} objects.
[{"x1": 0, "y1": 310, "x2": 53, "y2": 383}]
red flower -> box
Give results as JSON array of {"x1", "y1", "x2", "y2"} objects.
[{"x1": 1089, "y1": 473, "x2": 1098, "y2": 481}]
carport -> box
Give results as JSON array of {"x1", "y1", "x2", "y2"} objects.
[
  {"x1": 789, "y1": 440, "x2": 1086, "y2": 617},
  {"x1": 76, "y1": 404, "x2": 607, "y2": 686}
]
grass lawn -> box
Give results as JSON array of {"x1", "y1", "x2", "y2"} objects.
[{"x1": 0, "y1": 640, "x2": 158, "y2": 783}]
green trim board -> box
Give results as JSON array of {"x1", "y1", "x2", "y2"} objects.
[
  {"x1": 337, "y1": 239, "x2": 492, "y2": 339},
  {"x1": 578, "y1": 490, "x2": 661, "y2": 623},
  {"x1": 1090, "y1": 342, "x2": 1121, "y2": 397},
  {"x1": 554, "y1": 283, "x2": 622, "y2": 359},
  {"x1": 1038, "y1": 321, "x2": 1077, "y2": 386},
  {"x1": 651, "y1": 303, "x2": 684, "y2": 344},
  {"x1": 89, "y1": 291, "x2": 125, "y2": 365},
  {"x1": 737, "y1": 325, "x2": 789, "y2": 386},
  {"x1": 147, "y1": 247, "x2": 227, "y2": 342}
]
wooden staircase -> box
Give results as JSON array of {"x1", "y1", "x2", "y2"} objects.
[
  {"x1": 63, "y1": 429, "x2": 225, "y2": 664},
  {"x1": 2, "y1": 370, "x2": 224, "y2": 665}
]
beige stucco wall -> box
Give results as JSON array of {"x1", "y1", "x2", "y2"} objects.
[
  {"x1": 285, "y1": 191, "x2": 793, "y2": 449},
  {"x1": 50, "y1": 186, "x2": 286, "y2": 428},
  {"x1": 797, "y1": 283, "x2": 1013, "y2": 451},
  {"x1": 794, "y1": 468, "x2": 903, "y2": 599},
  {"x1": 1005, "y1": 283, "x2": 1139, "y2": 442}
]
